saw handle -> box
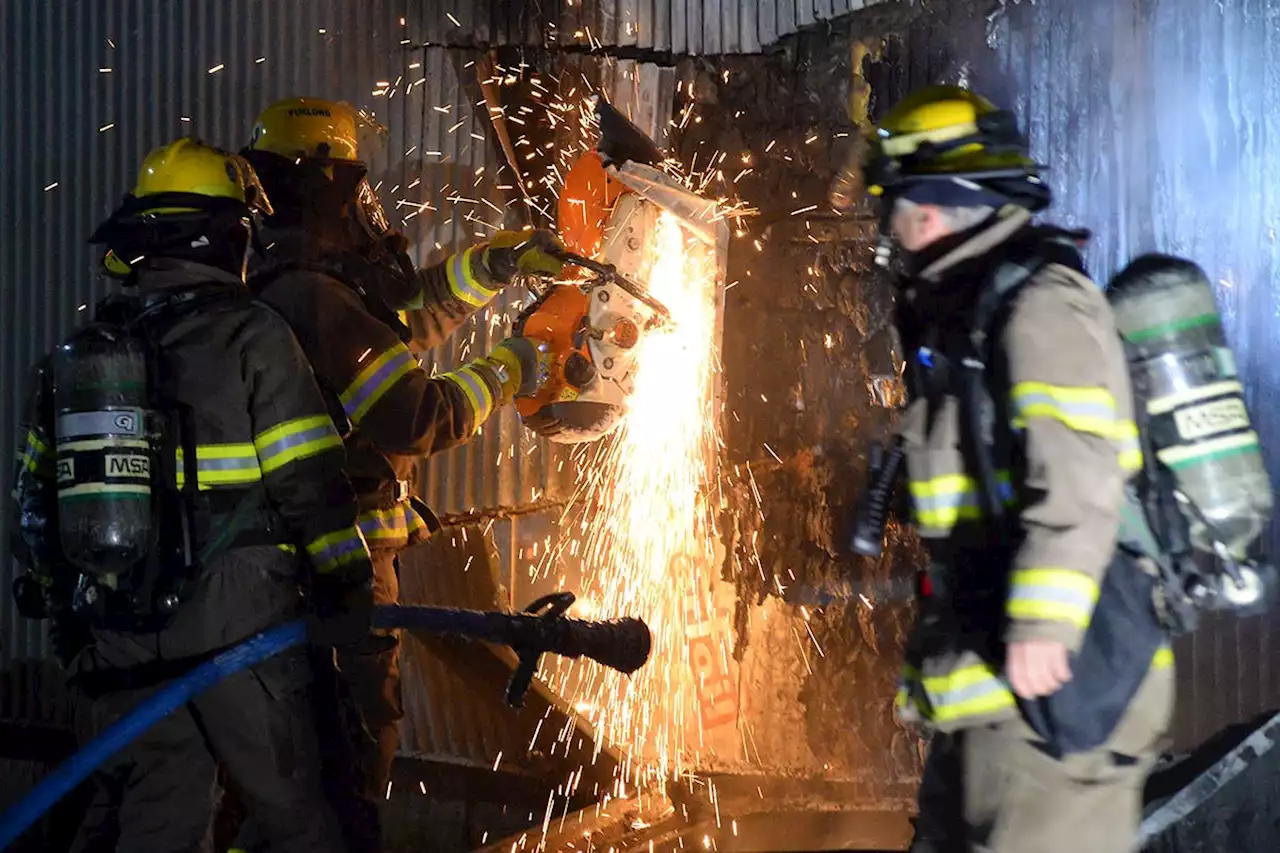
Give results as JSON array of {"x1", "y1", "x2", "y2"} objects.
[{"x1": 548, "y1": 248, "x2": 673, "y2": 326}]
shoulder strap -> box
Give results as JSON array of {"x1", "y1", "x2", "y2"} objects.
[
  {"x1": 960, "y1": 228, "x2": 1089, "y2": 518},
  {"x1": 968, "y1": 228, "x2": 1089, "y2": 360}
]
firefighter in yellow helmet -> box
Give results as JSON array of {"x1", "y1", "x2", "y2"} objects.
[
  {"x1": 235, "y1": 97, "x2": 559, "y2": 853},
  {"x1": 10, "y1": 138, "x2": 370, "y2": 852},
  {"x1": 862, "y1": 87, "x2": 1174, "y2": 853}
]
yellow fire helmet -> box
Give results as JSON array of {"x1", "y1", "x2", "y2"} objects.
[
  {"x1": 90, "y1": 138, "x2": 274, "y2": 277},
  {"x1": 131, "y1": 136, "x2": 273, "y2": 216},
  {"x1": 862, "y1": 85, "x2": 1048, "y2": 211},
  {"x1": 249, "y1": 97, "x2": 387, "y2": 164}
]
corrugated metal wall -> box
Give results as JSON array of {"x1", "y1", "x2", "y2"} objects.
[
  {"x1": 414, "y1": 0, "x2": 894, "y2": 54},
  {"x1": 863, "y1": 0, "x2": 1280, "y2": 750}
]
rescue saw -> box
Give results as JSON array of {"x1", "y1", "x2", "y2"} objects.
[{"x1": 512, "y1": 97, "x2": 723, "y2": 444}]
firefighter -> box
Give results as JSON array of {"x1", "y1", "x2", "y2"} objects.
[
  {"x1": 860, "y1": 86, "x2": 1175, "y2": 853},
  {"x1": 10, "y1": 138, "x2": 371, "y2": 853},
  {"x1": 236, "y1": 97, "x2": 557, "y2": 853}
]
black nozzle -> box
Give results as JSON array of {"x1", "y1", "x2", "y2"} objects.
[{"x1": 849, "y1": 440, "x2": 905, "y2": 558}]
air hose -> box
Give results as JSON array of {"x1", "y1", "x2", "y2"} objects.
[{"x1": 0, "y1": 597, "x2": 650, "y2": 850}]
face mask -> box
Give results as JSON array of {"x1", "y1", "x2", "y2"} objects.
[{"x1": 353, "y1": 176, "x2": 390, "y2": 242}]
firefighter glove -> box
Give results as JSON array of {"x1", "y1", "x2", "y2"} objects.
[
  {"x1": 482, "y1": 228, "x2": 566, "y2": 283},
  {"x1": 487, "y1": 336, "x2": 551, "y2": 399},
  {"x1": 308, "y1": 576, "x2": 375, "y2": 647}
]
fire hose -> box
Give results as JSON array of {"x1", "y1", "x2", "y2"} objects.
[{"x1": 0, "y1": 593, "x2": 651, "y2": 849}]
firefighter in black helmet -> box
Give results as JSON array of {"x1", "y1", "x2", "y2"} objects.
[
  {"x1": 237, "y1": 97, "x2": 557, "y2": 853},
  {"x1": 10, "y1": 137, "x2": 371, "y2": 852}
]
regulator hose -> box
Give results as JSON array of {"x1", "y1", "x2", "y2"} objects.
[{"x1": 0, "y1": 598, "x2": 651, "y2": 849}]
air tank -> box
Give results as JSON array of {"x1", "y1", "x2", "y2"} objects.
[
  {"x1": 1108, "y1": 254, "x2": 1273, "y2": 559},
  {"x1": 51, "y1": 323, "x2": 156, "y2": 577}
]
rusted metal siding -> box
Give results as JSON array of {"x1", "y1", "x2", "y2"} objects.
[{"x1": 414, "y1": 0, "x2": 897, "y2": 54}]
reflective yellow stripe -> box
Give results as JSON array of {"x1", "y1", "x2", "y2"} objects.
[
  {"x1": 903, "y1": 662, "x2": 1017, "y2": 725},
  {"x1": 440, "y1": 364, "x2": 496, "y2": 424},
  {"x1": 1010, "y1": 381, "x2": 1120, "y2": 437},
  {"x1": 445, "y1": 247, "x2": 499, "y2": 308},
  {"x1": 253, "y1": 415, "x2": 341, "y2": 474},
  {"x1": 175, "y1": 443, "x2": 262, "y2": 489},
  {"x1": 908, "y1": 471, "x2": 1014, "y2": 531},
  {"x1": 1007, "y1": 567, "x2": 1100, "y2": 628},
  {"x1": 22, "y1": 428, "x2": 53, "y2": 476},
  {"x1": 358, "y1": 505, "x2": 411, "y2": 544},
  {"x1": 1115, "y1": 420, "x2": 1144, "y2": 472},
  {"x1": 305, "y1": 527, "x2": 369, "y2": 574},
  {"x1": 1011, "y1": 382, "x2": 1143, "y2": 471},
  {"x1": 1152, "y1": 644, "x2": 1175, "y2": 670},
  {"x1": 340, "y1": 344, "x2": 418, "y2": 426}
]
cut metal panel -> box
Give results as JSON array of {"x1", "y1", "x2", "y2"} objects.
[
  {"x1": 619, "y1": 0, "x2": 641, "y2": 46},
  {"x1": 814, "y1": 0, "x2": 835, "y2": 22},
  {"x1": 653, "y1": 0, "x2": 672, "y2": 51},
  {"x1": 703, "y1": 0, "x2": 723, "y2": 54},
  {"x1": 686, "y1": 0, "x2": 705, "y2": 54},
  {"x1": 757, "y1": 0, "x2": 779, "y2": 49},
  {"x1": 776, "y1": 0, "x2": 797, "y2": 40},
  {"x1": 599, "y1": 0, "x2": 622, "y2": 48},
  {"x1": 720, "y1": 0, "x2": 740, "y2": 54},
  {"x1": 796, "y1": 0, "x2": 816, "y2": 28},
  {"x1": 738, "y1": 0, "x2": 760, "y2": 53},
  {"x1": 636, "y1": 0, "x2": 656, "y2": 49},
  {"x1": 672, "y1": 0, "x2": 689, "y2": 53}
]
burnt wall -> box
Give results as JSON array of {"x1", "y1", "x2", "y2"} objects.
[{"x1": 670, "y1": 14, "x2": 927, "y2": 788}]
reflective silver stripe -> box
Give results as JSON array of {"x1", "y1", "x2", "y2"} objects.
[
  {"x1": 1007, "y1": 584, "x2": 1096, "y2": 611},
  {"x1": 1012, "y1": 391, "x2": 1116, "y2": 421},
  {"x1": 195, "y1": 456, "x2": 260, "y2": 472},
  {"x1": 928, "y1": 677, "x2": 1008, "y2": 709}
]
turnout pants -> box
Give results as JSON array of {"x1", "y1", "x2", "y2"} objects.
[
  {"x1": 911, "y1": 722, "x2": 1156, "y2": 853},
  {"x1": 238, "y1": 550, "x2": 403, "y2": 853},
  {"x1": 335, "y1": 549, "x2": 404, "y2": 802},
  {"x1": 72, "y1": 651, "x2": 344, "y2": 853},
  {"x1": 319, "y1": 549, "x2": 404, "y2": 853}
]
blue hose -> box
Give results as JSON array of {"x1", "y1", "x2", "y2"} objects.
[
  {"x1": 0, "y1": 617, "x2": 309, "y2": 849},
  {"x1": 0, "y1": 600, "x2": 647, "y2": 848}
]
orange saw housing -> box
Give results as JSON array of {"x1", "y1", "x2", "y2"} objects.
[
  {"x1": 513, "y1": 152, "x2": 636, "y2": 437},
  {"x1": 557, "y1": 151, "x2": 632, "y2": 258}
]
